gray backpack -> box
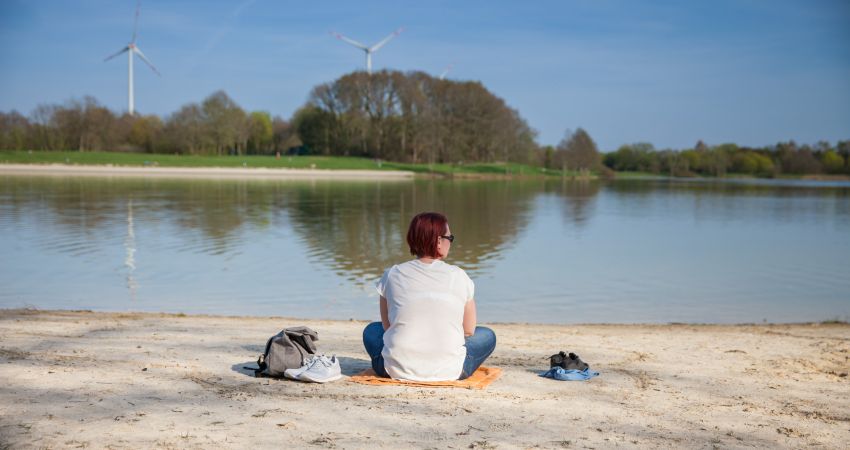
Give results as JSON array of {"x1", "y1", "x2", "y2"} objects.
[{"x1": 252, "y1": 326, "x2": 319, "y2": 377}]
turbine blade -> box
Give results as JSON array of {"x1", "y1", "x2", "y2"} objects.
[
  {"x1": 104, "y1": 46, "x2": 130, "y2": 62},
  {"x1": 331, "y1": 31, "x2": 368, "y2": 50},
  {"x1": 132, "y1": 0, "x2": 141, "y2": 43},
  {"x1": 369, "y1": 27, "x2": 403, "y2": 52},
  {"x1": 133, "y1": 47, "x2": 161, "y2": 76},
  {"x1": 439, "y1": 63, "x2": 453, "y2": 80}
]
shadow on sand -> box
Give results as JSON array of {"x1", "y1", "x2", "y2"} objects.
[{"x1": 230, "y1": 356, "x2": 370, "y2": 379}]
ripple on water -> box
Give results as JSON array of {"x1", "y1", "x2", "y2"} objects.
[{"x1": 1, "y1": 177, "x2": 849, "y2": 323}]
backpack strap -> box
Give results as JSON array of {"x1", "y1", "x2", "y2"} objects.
[
  {"x1": 246, "y1": 334, "x2": 278, "y2": 378},
  {"x1": 254, "y1": 354, "x2": 267, "y2": 377},
  {"x1": 242, "y1": 354, "x2": 268, "y2": 377}
]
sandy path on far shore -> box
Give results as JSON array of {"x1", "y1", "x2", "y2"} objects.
[
  {"x1": 0, "y1": 163, "x2": 414, "y2": 180},
  {"x1": 0, "y1": 310, "x2": 848, "y2": 449}
]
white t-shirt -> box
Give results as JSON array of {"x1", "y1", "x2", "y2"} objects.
[{"x1": 375, "y1": 259, "x2": 475, "y2": 381}]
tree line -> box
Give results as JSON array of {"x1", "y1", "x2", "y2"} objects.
[
  {"x1": 0, "y1": 70, "x2": 538, "y2": 165},
  {"x1": 0, "y1": 69, "x2": 847, "y2": 176},
  {"x1": 0, "y1": 92, "x2": 298, "y2": 156},
  {"x1": 602, "y1": 140, "x2": 850, "y2": 177}
]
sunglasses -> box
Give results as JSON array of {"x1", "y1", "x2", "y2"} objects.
[{"x1": 440, "y1": 234, "x2": 455, "y2": 243}]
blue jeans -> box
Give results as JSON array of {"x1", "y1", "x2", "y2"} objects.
[{"x1": 362, "y1": 322, "x2": 497, "y2": 380}]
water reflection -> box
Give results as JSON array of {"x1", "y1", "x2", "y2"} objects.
[
  {"x1": 125, "y1": 199, "x2": 137, "y2": 302},
  {"x1": 0, "y1": 176, "x2": 545, "y2": 281},
  {"x1": 1, "y1": 175, "x2": 848, "y2": 323},
  {"x1": 286, "y1": 180, "x2": 541, "y2": 280},
  {"x1": 603, "y1": 178, "x2": 850, "y2": 226},
  {"x1": 545, "y1": 180, "x2": 602, "y2": 228}
]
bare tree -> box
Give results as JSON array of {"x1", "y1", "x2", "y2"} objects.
[{"x1": 557, "y1": 128, "x2": 600, "y2": 175}]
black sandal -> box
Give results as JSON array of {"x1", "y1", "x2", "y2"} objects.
[{"x1": 549, "y1": 351, "x2": 589, "y2": 371}]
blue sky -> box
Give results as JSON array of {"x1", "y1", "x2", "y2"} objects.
[{"x1": 1, "y1": 0, "x2": 848, "y2": 150}]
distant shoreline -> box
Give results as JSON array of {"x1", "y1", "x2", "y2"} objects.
[
  {"x1": 0, "y1": 151, "x2": 572, "y2": 179},
  {"x1": 0, "y1": 163, "x2": 415, "y2": 180},
  {"x1": 3, "y1": 158, "x2": 848, "y2": 182},
  {"x1": 0, "y1": 307, "x2": 845, "y2": 326},
  {"x1": 0, "y1": 161, "x2": 585, "y2": 181}
]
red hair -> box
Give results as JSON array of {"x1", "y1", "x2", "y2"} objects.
[{"x1": 407, "y1": 212, "x2": 448, "y2": 258}]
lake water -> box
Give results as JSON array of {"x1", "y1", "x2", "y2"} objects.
[{"x1": 1, "y1": 175, "x2": 848, "y2": 324}]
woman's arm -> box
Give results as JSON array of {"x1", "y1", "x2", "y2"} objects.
[
  {"x1": 462, "y1": 298, "x2": 477, "y2": 337},
  {"x1": 380, "y1": 295, "x2": 390, "y2": 331}
]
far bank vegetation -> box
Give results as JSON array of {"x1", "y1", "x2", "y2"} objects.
[{"x1": 0, "y1": 70, "x2": 848, "y2": 178}]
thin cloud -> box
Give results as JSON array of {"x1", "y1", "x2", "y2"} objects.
[{"x1": 184, "y1": 0, "x2": 256, "y2": 72}]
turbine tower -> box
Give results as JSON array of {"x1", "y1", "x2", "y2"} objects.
[
  {"x1": 104, "y1": 0, "x2": 160, "y2": 115},
  {"x1": 332, "y1": 28, "x2": 403, "y2": 74}
]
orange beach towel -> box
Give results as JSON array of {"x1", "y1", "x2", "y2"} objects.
[{"x1": 348, "y1": 366, "x2": 502, "y2": 390}]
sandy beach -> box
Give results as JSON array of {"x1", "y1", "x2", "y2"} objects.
[
  {"x1": 0, "y1": 163, "x2": 414, "y2": 180},
  {"x1": 0, "y1": 310, "x2": 847, "y2": 448}
]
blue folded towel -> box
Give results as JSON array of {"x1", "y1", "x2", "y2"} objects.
[{"x1": 540, "y1": 367, "x2": 599, "y2": 381}]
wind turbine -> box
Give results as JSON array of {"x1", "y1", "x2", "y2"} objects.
[
  {"x1": 439, "y1": 63, "x2": 454, "y2": 80},
  {"x1": 104, "y1": 0, "x2": 160, "y2": 115},
  {"x1": 331, "y1": 28, "x2": 403, "y2": 74}
]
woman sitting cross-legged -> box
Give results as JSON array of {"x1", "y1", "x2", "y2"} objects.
[{"x1": 363, "y1": 212, "x2": 496, "y2": 381}]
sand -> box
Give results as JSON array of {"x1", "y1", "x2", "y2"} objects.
[
  {"x1": 0, "y1": 309, "x2": 848, "y2": 449},
  {"x1": 0, "y1": 164, "x2": 414, "y2": 180}
]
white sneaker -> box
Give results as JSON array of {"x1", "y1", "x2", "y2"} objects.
[
  {"x1": 297, "y1": 355, "x2": 342, "y2": 383},
  {"x1": 283, "y1": 355, "x2": 320, "y2": 380}
]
